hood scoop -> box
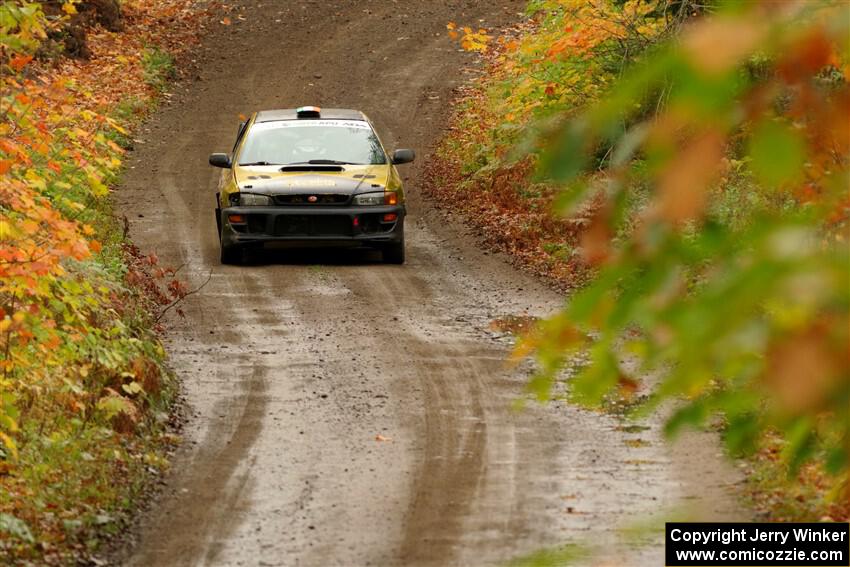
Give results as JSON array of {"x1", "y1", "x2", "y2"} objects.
[{"x1": 279, "y1": 164, "x2": 344, "y2": 172}]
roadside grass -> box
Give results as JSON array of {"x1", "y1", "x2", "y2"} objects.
[
  {"x1": 744, "y1": 435, "x2": 849, "y2": 522},
  {"x1": 106, "y1": 96, "x2": 150, "y2": 150},
  {"x1": 141, "y1": 47, "x2": 176, "y2": 93},
  {"x1": 506, "y1": 544, "x2": 587, "y2": 567}
]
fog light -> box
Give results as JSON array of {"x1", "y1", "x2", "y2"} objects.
[
  {"x1": 353, "y1": 216, "x2": 360, "y2": 227},
  {"x1": 382, "y1": 213, "x2": 398, "y2": 223},
  {"x1": 228, "y1": 214, "x2": 246, "y2": 224}
]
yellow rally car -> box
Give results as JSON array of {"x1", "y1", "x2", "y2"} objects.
[{"x1": 209, "y1": 106, "x2": 415, "y2": 265}]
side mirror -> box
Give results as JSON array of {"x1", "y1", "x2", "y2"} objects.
[
  {"x1": 391, "y1": 149, "x2": 415, "y2": 165},
  {"x1": 209, "y1": 153, "x2": 232, "y2": 168}
]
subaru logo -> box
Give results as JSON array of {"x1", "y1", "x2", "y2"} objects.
[{"x1": 307, "y1": 195, "x2": 318, "y2": 203}]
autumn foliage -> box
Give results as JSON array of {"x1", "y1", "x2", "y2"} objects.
[
  {"x1": 1, "y1": 0, "x2": 207, "y2": 561},
  {"x1": 442, "y1": 0, "x2": 849, "y2": 518}
]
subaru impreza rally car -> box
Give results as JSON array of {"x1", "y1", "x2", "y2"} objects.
[{"x1": 209, "y1": 106, "x2": 415, "y2": 265}]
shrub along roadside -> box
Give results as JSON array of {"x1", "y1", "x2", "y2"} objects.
[
  {"x1": 429, "y1": 0, "x2": 684, "y2": 290},
  {"x1": 1, "y1": 1, "x2": 213, "y2": 563},
  {"x1": 433, "y1": 0, "x2": 849, "y2": 522}
]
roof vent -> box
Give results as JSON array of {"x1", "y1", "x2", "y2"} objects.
[{"x1": 296, "y1": 106, "x2": 321, "y2": 118}]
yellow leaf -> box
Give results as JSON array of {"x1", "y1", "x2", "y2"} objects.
[
  {"x1": 88, "y1": 175, "x2": 109, "y2": 196},
  {"x1": 0, "y1": 432, "x2": 18, "y2": 461},
  {"x1": 62, "y1": 1, "x2": 77, "y2": 15},
  {"x1": 24, "y1": 169, "x2": 47, "y2": 191},
  {"x1": 0, "y1": 220, "x2": 16, "y2": 239}
]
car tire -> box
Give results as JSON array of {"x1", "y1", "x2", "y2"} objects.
[
  {"x1": 220, "y1": 243, "x2": 241, "y2": 265},
  {"x1": 382, "y1": 240, "x2": 405, "y2": 264}
]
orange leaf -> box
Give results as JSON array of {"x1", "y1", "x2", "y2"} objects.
[
  {"x1": 656, "y1": 131, "x2": 725, "y2": 224},
  {"x1": 580, "y1": 206, "x2": 612, "y2": 266},
  {"x1": 221, "y1": 17, "x2": 231, "y2": 25},
  {"x1": 9, "y1": 55, "x2": 32, "y2": 72},
  {"x1": 766, "y1": 327, "x2": 842, "y2": 414},
  {"x1": 684, "y1": 16, "x2": 766, "y2": 75},
  {"x1": 0, "y1": 160, "x2": 11, "y2": 175},
  {"x1": 89, "y1": 239, "x2": 103, "y2": 253},
  {"x1": 20, "y1": 220, "x2": 39, "y2": 235}
]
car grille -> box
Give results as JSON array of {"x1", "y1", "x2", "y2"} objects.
[
  {"x1": 274, "y1": 194, "x2": 349, "y2": 206},
  {"x1": 273, "y1": 215, "x2": 352, "y2": 237},
  {"x1": 247, "y1": 214, "x2": 268, "y2": 234}
]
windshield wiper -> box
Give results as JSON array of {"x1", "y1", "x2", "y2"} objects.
[
  {"x1": 284, "y1": 159, "x2": 364, "y2": 165},
  {"x1": 239, "y1": 161, "x2": 280, "y2": 166}
]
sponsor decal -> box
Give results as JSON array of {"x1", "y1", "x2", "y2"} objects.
[
  {"x1": 253, "y1": 119, "x2": 371, "y2": 131},
  {"x1": 286, "y1": 179, "x2": 337, "y2": 188}
]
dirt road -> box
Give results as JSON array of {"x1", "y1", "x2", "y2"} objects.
[{"x1": 114, "y1": 1, "x2": 746, "y2": 565}]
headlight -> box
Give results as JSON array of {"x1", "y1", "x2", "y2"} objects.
[
  {"x1": 230, "y1": 193, "x2": 273, "y2": 206},
  {"x1": 352, "y1": 191, "x2": 398, "y2": 206}
]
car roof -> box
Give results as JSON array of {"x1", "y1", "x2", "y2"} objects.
[{"x1": 254, "y1": 108, "x2": 367, "y2": 123}]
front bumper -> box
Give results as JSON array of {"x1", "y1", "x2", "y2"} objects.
[{"x1": 219, "y1": 205, "x2": 405, "y2": 249}]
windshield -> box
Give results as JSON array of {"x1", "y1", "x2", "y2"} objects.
[{"x1": 237, "y1": 119, "x2": 387, "y2": 166}]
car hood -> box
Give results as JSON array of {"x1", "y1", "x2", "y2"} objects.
[{"x1": 234, "y1": 164, "x2": 390, "y2": 195}]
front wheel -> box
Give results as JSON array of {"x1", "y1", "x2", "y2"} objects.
[
  {"x1": 220, "y1": 242, "x2": 242, "y2": 265},
  {"x1": 382, "y1": 239, "x2": 405, "y2": 264}
]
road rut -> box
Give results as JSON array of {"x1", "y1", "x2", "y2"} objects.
[{"x1": 114, "y1": 1, "x2": 747, "y2": 565}]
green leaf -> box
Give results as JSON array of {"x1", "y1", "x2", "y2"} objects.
[
  {"x1": 570, "y1": 342, "x2": 620, "y2": 405},
  {"x1": 782, "y1": 417, "x2": 816, "y2": 474},
  {"x1": 664, "y1": 399, "x2": 709, "y2": 437},
  {"x1": 723, "y1": 413, "x2": 760, "y2": 456},
  {"x1": 825, "y1": 447, "x2": 849, "y2": 475},
  {"x1": 527, "y1": 373, "x2": 554, "y2": 402},
  {"x1": 0, "y1": 513, "x2": 34, "y2": 543},
  {"x1": 747, "y1": 120, "x2": 805, "y2": 188},
  {"x1": 540, "y1": 119, "x2": 590, "y2": 182},
  {"x1": 121, "y1": 381, "x2": 144, "y2": 396},
  {"x1": 96, "y1": 395, "x2": 134, "y2": 419}
]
